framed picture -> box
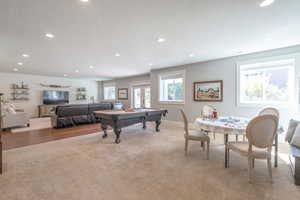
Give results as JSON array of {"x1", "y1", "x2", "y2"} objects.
[
  {"x1": 118, "y1": 88, "x2": 128, "y2": 100},
  {"x1": 193, "y1": 80, "x2": 223, "y2": 102}
]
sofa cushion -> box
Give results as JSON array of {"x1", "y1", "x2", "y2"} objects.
[
  {"x1": 113, "y1": 102, "x2": 123, "y2": 110},
  {"x1": 56, "y1": 117, "x2": 74, "y2": 128},
  {"x1": 285, "y1": 119, "x2": 300, "y2": 143},
  {"x1": 72, "y1": 115, "x2": 90, "y2": 125},
  {"x1": 56, "y1": 104, "x2": 89, "y2": 117},
  {"x1": 88, "y1": 103, "x2": 112, "y2": 114},
  {"x1": 291, "y1": 124, "x2": 300, "y2": 148}
]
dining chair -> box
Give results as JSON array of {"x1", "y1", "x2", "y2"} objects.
[
  {"x1": 241, "y1": 107, "x2": 280, "y2": 142},
  {"x1": 258, "y1": 107, "x2": 280, "y2": 167},
  {"x1": 226, "y1": 115, "x2": 278, "y2": 183},
  {"x1": 180, "y1": 109, "x2": 210, "y2": 159},
  {"x1": 259, "y1": 107, "x2": 279, "y2": 118},
  {"x1": 201, "y1": 105, "x2": 216, "y2": 139}
]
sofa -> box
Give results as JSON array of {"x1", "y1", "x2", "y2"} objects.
[
  {"x1": 0, "y1": 103, "x2": 30, "y2": 129},
  {"x1": 51, "y1": 102, "x2": 122, "y2": 128},
  {"x1": 285, "y1": 119, "x2": 300, "y2": 186}
]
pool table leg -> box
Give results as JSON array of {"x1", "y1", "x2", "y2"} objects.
[
  {"x1": 114, "y1": 128, "x2": 121, "y2": 144},
  {"x1": 143, "y1": 120, "x2": 146, "y2": 129},
  {"x1": 155, "y1": 120, "x2": 161, "y2": 132},
  {"x1": 224, "y1": 134, "x2": 229, "y2": 168},
  {"x1": 101, "y1": 124, "x2": 108, "y2": 138}
]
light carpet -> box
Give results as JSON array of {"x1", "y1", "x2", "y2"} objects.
[
  {"x1": 11, "y1": 117, "x2": 51, "y2": 133},
  {"x1": 1, "y1": 124, "x2": 300, "y2": 200}
]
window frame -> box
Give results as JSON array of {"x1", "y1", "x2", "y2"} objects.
[
  {"x1": 236, "y1": 56, "x2": 296, "y2": 107},
  {"x1": 158, "y1": 70, "x2": 186, "y2": 104},
  {"x1": 103, "y1": 84, "x2": 116, "y2": 100}
]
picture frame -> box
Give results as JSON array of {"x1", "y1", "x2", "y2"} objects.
[
  {"x1": 193, "y1": 80, "x2": 223, "y2": 102},
  {"x1": 118, "y1": 88, "x2": 128, "y2": 100}
]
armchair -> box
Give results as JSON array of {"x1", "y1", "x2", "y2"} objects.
[{"x1": 1, "y1": 103, "x2": 30, "y2": 129}]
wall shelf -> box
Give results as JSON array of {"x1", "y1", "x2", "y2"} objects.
[
  {"x1": 76, "y1": 88, "x2": 87, "y2": 101},
  {"x1": 11, "y1": 82, "x2": 30, "y2": 102}
]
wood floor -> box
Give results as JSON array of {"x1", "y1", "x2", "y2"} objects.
[{"x1": 1, "y1": 124, "x2": 103, "y2": 150}]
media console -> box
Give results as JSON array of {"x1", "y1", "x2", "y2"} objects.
[{"x1": 38, "y1": 104, "x2": 58, "y2": 118}]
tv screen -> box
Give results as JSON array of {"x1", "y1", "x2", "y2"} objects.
[{"x1": 43, "y1": 90, "x2": 69, "y2": 105}]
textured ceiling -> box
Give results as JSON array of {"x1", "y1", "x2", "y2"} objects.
[{"x1": 0, "y1": 0, "x2": 300, "y2": 79}]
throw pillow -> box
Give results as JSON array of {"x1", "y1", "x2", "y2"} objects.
[
  {"x1": 6, "y1": 106, "x2": 16, "y2": 114},
  {"x1": 291, "y1": 124, "x2": 300, "y2": 148},
  {"x1": 285, "y1": 119, "x2": 300, "y2": 143},
  {"x1": 9, "y1": 103, "x2": 16, "y2": 109}
]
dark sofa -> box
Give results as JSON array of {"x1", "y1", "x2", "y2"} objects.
[{"x1": 51, "y1": 102, "x2": 121, "y2": 128}]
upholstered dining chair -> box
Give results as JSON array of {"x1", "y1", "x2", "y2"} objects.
[
  {"x1": 226, "y1": 115, "x2": 278, "y2": 183},
  {"x1": 201, "y1": 105, "x2": 216, "y2": 139},
  {"x1": 180, "y1": 109, "x2": 210, "y2": 159},
  {"x1": 258, "y1": 107, "x2": 280, "y2": 167},
  {"x1": 259, "y1": 107, "x2": 280, "y2": 118}
]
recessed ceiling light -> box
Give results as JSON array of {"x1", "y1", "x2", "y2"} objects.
[
  {"x1": 45, "y1": 33, "x2": 55, "y2": 39},
  {"x1": 22, "y1": 54, "x2": 29, "y2": 58},
  {"x1": 148, "y1": 63, "x2": 153, "y2": 66},
  {"x1": 189, "y1": 53, "x2": 195, "y2": 57},
  {"x1": 75, "y1": 69, "x2": 79, "y2": 73},
  {"x1": 17, "y1": 62, "x2": 23, "y2": 66},
  {"x1": 63, "y1": 74, "x2": 68, "y2": 77},
  {"x1": 80, "y1": 0, "x2": 89, "y2": 2},
  {"x1": 13, "y1": 68, "x2": 19, "y2": 72},
  {"x1": 260, "y1": 0, "x2": 275, "y2": 7},
  {"x1": 157, "y1": 38, "x2": 166, "y2": 43},
  {"x1": 115, "y1": 53, "x2": 121, "y2": 57},
  {"x1": 89, "y1": 65, "x2": 94, "y2": 69}
]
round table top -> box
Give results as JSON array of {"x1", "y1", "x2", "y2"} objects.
[{"x1": 195, "y1": 116, "x2": 249, "y2": 135}]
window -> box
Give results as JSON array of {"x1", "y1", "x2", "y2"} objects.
[
  {"x1": 237, "y1": 58, "x2": 295, "y2": 106},
  {"x1": 159, "y1": 70, "x2": 185, "y2": 103},
  {"x1": 104, "y1": 86, "x2": 116, "y2": 100}
]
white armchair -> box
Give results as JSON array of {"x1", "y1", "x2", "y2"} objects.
[
  {"x1": 2, "y1": 111, "x2": 30, "y2": 129},
  {"x1": 1, "y1": 103, "x2": 30, "y2": 129}
]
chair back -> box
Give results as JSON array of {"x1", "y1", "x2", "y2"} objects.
[
  {"x1": 202, "y1": 105, "x2": 214, "y2": 118},
  {"x1": 179, "y1": 109, "x2": 189, "y2": 135},
  {"x1": 258, "y1": 107, "x2": 279, "y2": 118},
  {"x1": 246, "y1": 115, "x2": 278, "y2": 149}
]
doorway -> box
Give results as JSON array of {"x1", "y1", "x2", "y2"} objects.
[{"x1": 132, "y1": 85, "x2": 151, "y2": 109}]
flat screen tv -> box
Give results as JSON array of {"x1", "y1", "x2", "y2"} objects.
[{"x1": 43, "y1": 90, "x2": 69, "y2": 105}]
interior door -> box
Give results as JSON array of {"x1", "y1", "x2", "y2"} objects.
[{"x1": 133, "y1": 85, "x2": 151, "y2": 108}]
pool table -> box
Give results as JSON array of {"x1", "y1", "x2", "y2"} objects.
[{"x1": 94, "y1": 109, "x2": 167, "y2": 143}]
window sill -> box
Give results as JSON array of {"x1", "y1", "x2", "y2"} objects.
[
  {"x1": 237, "y1": 102, "x2": 294, "y2": 108},
  {"x1": 159, "y1": 101, "x2": 185, "y2": 105}
]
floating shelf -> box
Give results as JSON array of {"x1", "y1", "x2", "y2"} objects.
[
  {"x1": 11, "y1": 82, "x2": 30, "y2": 101},
  {"x1": 76, "y1": 88, "x2": 87, "y2": 101}
]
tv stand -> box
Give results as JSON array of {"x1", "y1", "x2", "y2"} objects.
[{"x1": 38, "y1": 104, "x2": 59, "y2": 118}]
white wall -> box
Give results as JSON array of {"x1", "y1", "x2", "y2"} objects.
[
  {"x1": 0, "y1": 72, "x2": 99, "y2": 117},
  {"x1": 151, "y1": 45, "x2": 300, "y2": 127}
]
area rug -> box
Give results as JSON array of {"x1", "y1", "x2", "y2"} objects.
[
  {"x1": 1, "y1": 124, "x2": 300, "y2": 200},
  {"x1": 11, "y1": 117, "x2": 51, "y2": 133}
]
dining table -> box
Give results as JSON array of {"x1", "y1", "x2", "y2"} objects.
[{"x1": 194, "y1": 116, "x2": 279, "y2": 168}]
